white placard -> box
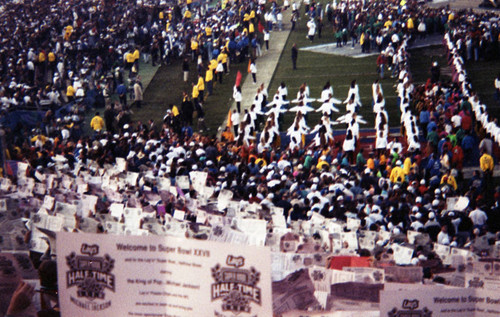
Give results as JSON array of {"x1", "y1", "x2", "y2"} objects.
[
  {"x1": 126, "y1": 172, "x2": 139, "y2": 187},
  {"x1": 175, "y1": 175, "x2": 190, "y2": 190},
  {"x1": 0, "y1": 177, "x2": 12, "y2": 191},
  {"x1": 109, "y1": 203, "x2": 125, "y2": 219},
  {"x1": 157, "y1": 177, "x2": 171, "y2": 191},
  {"x1": 80, "y1": 195, "x2": 98, "y2": 216},
  {"x1": 42, "y1": 196, "x2": 55, "y2": 211},
  {"x1": 173, "y1": 209, "x2": 186, "y2": 221},
  {"x1": 54, "y1": 201, "x2": 77, "y2": 216},
  {"x1": 346, "y1": 218, "x2": 361, "y2": 231},
  {"x1": 116, "y1": 157, "x2": 127, "y2": 172},
  {"x1": 391, "y1": 244, "x2": 414, "y2": 265},
  {"x1": 381, "y1": 287, "x2": 500, "y2": 316},
  {"x1": 340, "y1": 232, "x2": 358, "y2": 250},
  {"x1": 17, "y1": 162, "x2": 28, "y2": 179},
  {"x1": 217, "y1": 189, "x2": 233, "y2": 211},
  {"x1": 56, "y1": 232, "x2": 272, "y2": 317}
]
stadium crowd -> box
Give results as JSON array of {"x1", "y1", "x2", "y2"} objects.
[{"x1": 0, "y1": 0, "x2": 500, "y2": 316}]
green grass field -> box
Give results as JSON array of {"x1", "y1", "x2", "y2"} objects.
[
  {"x1": 138, "y1": 58, "x2": 248, "y2": 135},
  {"x1": 131, "y1": 6, "x2": 499, "y2": 135},
  {"x1": 463, "y1": 59, "x2": 500, "y2": 119},
  {"x1": 268, "y1": 16, "x2": 401, "y2": 129}
]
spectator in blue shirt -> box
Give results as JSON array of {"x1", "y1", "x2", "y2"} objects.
[{"x1": 419, "y1": 107, "x2": 430, "y2": 138}]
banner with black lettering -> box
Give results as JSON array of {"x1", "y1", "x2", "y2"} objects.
[
  {"x1": 56, "y1": 232, "x2": 272, "y2": 316},
  {"x1": 381, "y1": 287, "x2": 500, "y2": 316}
]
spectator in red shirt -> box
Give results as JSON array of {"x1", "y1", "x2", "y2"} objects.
[{"x1": 460, "y1": 110, "x2": 472, "y2": 131}]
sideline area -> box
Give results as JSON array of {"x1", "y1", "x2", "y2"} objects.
[{"x1": 219, "y1": 6, "x2": 296, "y2": 131}]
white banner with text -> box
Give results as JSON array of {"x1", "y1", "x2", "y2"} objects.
[{"x1": 56, "y1": 232, "x2": 272, "y2": 317}]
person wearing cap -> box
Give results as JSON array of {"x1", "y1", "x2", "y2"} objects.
[
  {"x1": 316, "y1": 156, "x2": 329, "y2": 170},
  {"x1": 389, "y1": 160, "x2": 404, "y2": 184},
  {"x1": 410, "y1": 210, "x2": 424, "y2": 231},
  {"x1": 424, "y1": 212, "x2": 441, "y2": 242},
  {"x1": 430, "y1": 61, "x2": 440, "y2": 83}
]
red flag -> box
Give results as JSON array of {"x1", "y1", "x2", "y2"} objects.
[
  {"x1": 258, "y1": 21, "x2": 265, "y2": 33},
  {"x1": 235, "y1": 70, "x2": 242, "y2": 87}
]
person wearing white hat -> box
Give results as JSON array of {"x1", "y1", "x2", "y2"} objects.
[
  {"x1": 424, "y1": 212, "x2": 441, "y2": 241},
  {"x1": 389, "y1": 160, "x2": 404, "y2": 184},
  {"x1": 410, "y1": 209, "x2": 424, "y2": 231}
]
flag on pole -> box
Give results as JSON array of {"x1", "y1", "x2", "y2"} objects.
[
  {"x1": 227, "y1": 109, "x2": 232, "y2": 128},
  {"x1": 235, "y1": 70, "x2": 242, "y2": 87}
]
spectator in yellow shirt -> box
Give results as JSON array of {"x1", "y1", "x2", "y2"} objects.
[
  {"x1": 133, "y1": 48, "x2": 140, "y2": 71},
  {"x1": 221, "y1": 126, "x2": 235, "y2": 142},
  {"x1": 90, "y1": 112, "x2": 105, "y2": 132},
  {"x1": 38, "y1": 51, "x2": 46, "y2": 63},
  {"x1": 366, "y1": 154, "x2": 375, "y2": 170},
  {"x1": 441, "y1": 171, "x2": 458, "y2": 191},
  {"x1": 48, "y1": 52, "x2": 56, "y2": 62},
  {"x1": 191, "y1": 39, "x2": 199, "y2": 61},
  {"x1": 389, "y1": 160, "x2": 405, "y2": 184},
  {"x1": 220, "y1": 50, "x2": 228, "y2": 73},
  {"x1": 205, "y1": 68, "x2": 213, "y2": 96},
  {"x1": 480, "y1": 150, "x2": 494, "y2": 174},
  {"x1": 30, "y1": 133, "x2": 47, "y2": 148},
  {"x1": 126, "y1": 51, "x2": 135, "y2": 76},
  {"x1": 192, "y1": 83, "x2": 199, "y2": 106},
  {"x1": 48, "y1": 52, "x2": 56, "y2": 73},
  {"x1": 480, "y1": 149, "x2": 495, "y2": 200},
  {"x1": 316, "y1": 158, "x2": 329, "y2": 170},
  {"x1": 403, "y1": 156, "x2": 412, "y2": 175},
  {"x1": 197, "y1": 74, "x2": 205, "y2": 101},
  {"x1": 64, "y1": 25, "x2": 73, "y2": 41},
  {"x1": 407, "y1": 17, "x2": 414, "y2": 30},
  {"x1": 172, "y1": 104, "x2": 180, "y2": 117},
  {"x1": 66, "y1": 84, "x2": 76, "y2": 101}
]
